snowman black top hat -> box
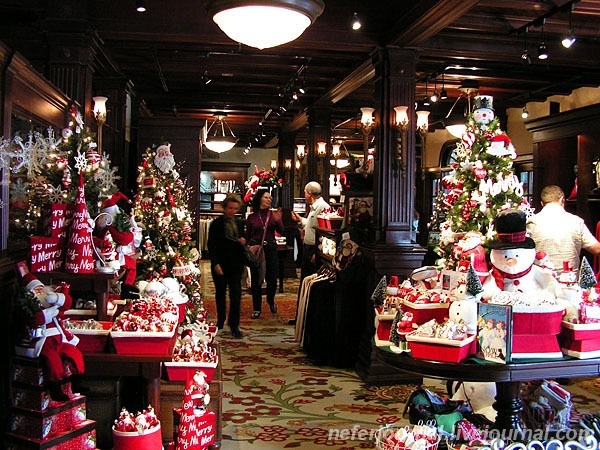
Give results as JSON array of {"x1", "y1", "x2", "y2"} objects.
[{"x1": 489, "y1": 208, "x2": 535, "y2": 249}]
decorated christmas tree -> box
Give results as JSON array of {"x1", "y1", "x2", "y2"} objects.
[
  {"x1": 0, "y1": 106, "x2": 119, "y2": 238},
  {"x1": 370, "y1": 275, "x2": 387, "y2": 307},
  {"x1": 133, "y1": 143, "x2": 201, "y2": 299},
  {"x1": 433, "y1": 95, "x2": 529, "y2": 270},
  {"x1": 579, "y1": 257, "x2": 597, "y2": 289}
]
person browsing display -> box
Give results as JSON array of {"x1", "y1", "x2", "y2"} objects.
[
  {"x1": 207, "y1": 194, "x2": 246, "y2": 339},
  {"x1": 291, "y1": 181, "x2": 330, "y2": 281},
  {"x1": 527, "y1": 185, "x2": 600, "y2": 275},
  {"x1": 245, "y1": 189, "x2": 284, "y2": 319}
]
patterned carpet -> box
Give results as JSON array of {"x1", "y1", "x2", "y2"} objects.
[{"x1": 198, "y1": 261, "x2": 600, "y2": 449}]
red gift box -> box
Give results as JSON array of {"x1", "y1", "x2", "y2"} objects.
[
  {"x1": 406, "y1": 333, "x2": 476, "y2": 363},
  {"x1": 374, "y1": 308, "x2": 396, "y2": 346},
  {"x1": 402, "y1": 300, "x2": 450, "y2": 325},
  {"x1": 164, "y1": 360, "x2": 218, "y2": 382},
  {"x1": 511, "y1": 308, "x2": 565, "y2": 359},
  {"x1": 111, "y1": 330, "x2": 176, "y2": 355},
  {"x1": 30, "y1": 236, "x2": 64, "y2": 272},
  {"x1": 559, "y1": 321, "x2": 600, "y2": 358},
  {"x1": 317, "y1": 216, "x2": 343, "y2": 230}
]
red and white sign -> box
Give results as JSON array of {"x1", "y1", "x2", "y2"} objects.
[{"x1": 30, "y1": 236, "x2": 64, "y2": 272}]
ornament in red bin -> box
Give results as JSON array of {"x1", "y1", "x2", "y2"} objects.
[
  {"x1": 64, "y1": 173, "x2": 95, "y2": 274},
  {"x1": 15, "y1": 261, "x2": 84, "y2": 401},
  {"x1": 176, "y1": 370, "x2": 214, "y2": 450}
]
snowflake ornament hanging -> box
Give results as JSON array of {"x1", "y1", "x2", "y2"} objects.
[
  {"x1": 74, "y1": 150, "x2": 88, "y2": 173},
  {"x1": 94, "y1": 164, "x2": 120, "y2": 194},
  {"x1": 47, "y1": 185, "x2": 67, "y2": 204}
]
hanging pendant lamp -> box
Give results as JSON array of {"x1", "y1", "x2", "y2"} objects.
[
  {"x1": 204, "y1": 114, "x2": 238, "y2": 153},
  {"x1": 207, "y1": 0, "x2": 325, "y2": 50}
]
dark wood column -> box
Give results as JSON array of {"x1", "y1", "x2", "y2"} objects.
[
  {"x1": 307, "y1": 107, "x2": 332, "y2": 198},
  {"x1": 278, "y1": 130, "x2": 298, "y2": 209},
  {"x1": 369, "y1": 47, "x2": 426, "y2": 278}
]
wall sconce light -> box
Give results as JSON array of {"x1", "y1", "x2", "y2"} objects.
[
  {"x1": 270, "y1": 159, "x2": 278, "y2": 171},
  {"x1": 330, "y1": 142, "x2": 341, "y2": 186},
  {"x1": 316, "y1": 141, "x2": 327, "y2": 159},
  {"x1": 284, "y1": 159, "x2": 292, "y2": 171},
  {"x1": 360, "y1": 107, "x2": 375, "y2": 175},
  {"x1": 296, "y1": 144, "x2": 306, "y2": 162},
  {"x1": 416, "y1": 109, "x2": 430, "y2": 180},
  {"x1": 393, "y1": 106, "x2": 409, "y2": 176},
  {"x1": 92, "y1": 96, "x2": 108, "y2": 154}
]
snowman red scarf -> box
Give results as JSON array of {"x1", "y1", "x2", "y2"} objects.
[{"x1": 490, "y1": 265, "x2": 532, "y2": 290}]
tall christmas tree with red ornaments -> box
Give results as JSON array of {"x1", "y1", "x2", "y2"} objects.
[
  {"x1": 133, "y1": 144, "x2": 201, "y2": 297},
  {"x1": 433, "y1": 95, "x2": 530, "y2": 271}
]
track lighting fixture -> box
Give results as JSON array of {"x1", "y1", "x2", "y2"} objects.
[
  {"x1": 136, "y1": 0, "x2": 147, "y2": 13},
  {"x1": 423, "y1": 81, "x2": 430, "y2": 106},
  {"x1": 520, "y1": 29, "x2": 532, "y2": 64},
  {"x1": 562, "y1": 4, "x2": 577, "y2": 48},
  {"x1": 537, "y1": 21, "x2": 548, "y2": 60},
  {"x1": 521, "y1": 106, "x2": 529, "y2": 119},
  {"x1": 439, "y1": 73, "x2": 447, "y2": 100},
  {"x1": 351, "y1": 12, "x2": 362, "y2": 30},
  {"x1": 202, "y1": 71, "x2": 212, "y2": 85}
]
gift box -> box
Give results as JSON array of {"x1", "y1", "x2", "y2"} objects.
[
  {"x1": 69, "y1": 321, "x2": 112, "y2": 353},
  {"x1": 173, "y1": 409, "x2": 216, "y2": 448},
  {"x1": 111, "y1": 330, "x2": 176, "y2": 355},
  {"x1": 4, "y1": 419, "x2": 96, "y2": 450},
  {"x1": 374, "y1": 308, "x2": 396, "y2": 347},
  {"x1": 402, "y1": 300, "x2": 449, "y2": 325},
  {"x1": 164, "y1": 360, "x2": 219, "y2": 382},
  {"x1": 10, "y1": 384, "x2": 52, "y2": 411},
  {"x1": 113, "y1": 423, "x2": 162, "y2": 450},
  {"x1": 11, "y1": 358, "x2": 45, "y2": 386},
  {"x1": 406, "y1": 333, "x2": 476, "y2": 363},
  {"x1": 9, "y1": 396, "x2": 86, "y2": 440},
  {"x1": 559, "y1": 321, "x2": 600, "y2": 358},
  {"x1": 511, "y1": 307, "x2": 565, "y2": 359}
]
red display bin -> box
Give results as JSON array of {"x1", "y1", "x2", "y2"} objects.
[{"x1": 406, "y1": 334, "x2": 476, "y2": 363}]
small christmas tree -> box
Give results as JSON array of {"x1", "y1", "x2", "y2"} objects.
[
  {"x1": 579, "y1": 257, "x2": 597, "y2": 289},
  {"x1": 433, "y1": 95, "x2": 528, "y2": 270},
  {"x1": 389, "y1": 310, "x2": 403, "y2": 346},
  {"x1": 133, "y1": 144, "x2": 201, "y2": 299},
  {"x1": 370, "y1": 276, "x2": 387, "y2": 307},
  {"x1": 466, "y1": 263, "x2": 484, "y2": 296}
]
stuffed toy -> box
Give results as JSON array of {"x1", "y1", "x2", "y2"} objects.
[
  {"x1": 94, "y1": 192, "x2": 141, "y2": 299},
  {"x1": 481, "y1": 209, "x2": 563, "y2": 300},
  {"x1": 15, "y1": 261, "x2": 84, "y2": 401}
]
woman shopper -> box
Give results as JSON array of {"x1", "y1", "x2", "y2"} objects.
[
  {"x1": 245, "y1": 188, "x2": 284, "y2": 319},
  {"x1": 207, "y1": 194, "x2": 246, "y2": 339}
]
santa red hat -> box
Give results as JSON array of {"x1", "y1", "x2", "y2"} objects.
[
  {"x1": 101, "y1": 192, "x2": 130, "y2": 215},
  {"x1": 488, "y1": 134, "x2": 516, "y2": 158},
  {"x1": 16, "y1": 261, "x2": 44, "y2": 291}
]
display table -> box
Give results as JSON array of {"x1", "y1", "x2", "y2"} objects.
[
  {"x1": 83, "y1": 353, "x2": 171, "y2": 415},
  {"x1": 377, "y1": 347, "x2": 600, "y2": 432}
]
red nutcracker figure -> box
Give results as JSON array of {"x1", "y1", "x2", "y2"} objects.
[{"x1": 15, "y1": 261, "x2": 85, "y2": 401}]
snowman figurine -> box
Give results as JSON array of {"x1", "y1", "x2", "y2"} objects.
[
  {"x1": 448, "y1": 265, "x2": 483, "y2": 334},
  {"x1": 472, "y1": 95, "x2": 495, "y2": 127},
  {"x1": 482, "y1": 209, "x2": 563, "y2": 300}
]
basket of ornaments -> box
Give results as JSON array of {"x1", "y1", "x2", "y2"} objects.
[
  {"x1": 375, "y1": 423, "x2": 440, "y2": 450},
  {"x1": 112, "y1": 406, "x2": 161, "y2": 450},
  {"x1": 406, "y1": 319, "x2": 476, "y2": 363},
  {"x1": 63, "y1": 318, "x2": 112, "y2": 353},
  {"x1": 165, "y1": 324, "x2": 219, "y2": 382},
  {"x1": 110, "y1": 297, "x2": 178, "y2": 355},
  {"x1": 398, "y1": 266, "x2": 451, "y2": 325}
]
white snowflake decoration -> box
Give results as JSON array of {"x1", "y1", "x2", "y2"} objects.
[
  {"x1": 10, "y1": 178, "x2": 28, "y2": 205},
  {"x1": 74, "y1": 150, "x2": 88, "y2": 173},
  {"x1": 145, "y1": 246, "x2": 157, "y2": 261},
  {"x1": 94, "y1": 165, "x2": 120, "y2": 194},
  {"x1": 47, "y1": 185, "x2": 67, "y2": 204}
]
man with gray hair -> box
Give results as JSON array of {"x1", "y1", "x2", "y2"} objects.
[{"x1": 289, "y1": 181, "x2": 330, "y2": 324}]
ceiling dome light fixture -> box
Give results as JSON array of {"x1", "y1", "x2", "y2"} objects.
[
  {"x1": 204, "y1": 114, "x2": 238, "y2": 153},
  {"x1": 208, "y1": 0, "x2": 325, "y2": 50}
]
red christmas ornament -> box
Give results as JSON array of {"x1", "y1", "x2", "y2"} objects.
[
  {"x1": 64, "y1": 173, "x2": 95, "y2": 273},
  {"x1": 462, "y1": 132, "x2": 476, "y2": 148},
  {"x1": 472, "y1": 161, "x2": 487, "y2": 179}
]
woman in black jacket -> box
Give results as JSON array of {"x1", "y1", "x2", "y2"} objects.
[{"x1": 207, "y1": 194, "x2": 246, "y2": 339}]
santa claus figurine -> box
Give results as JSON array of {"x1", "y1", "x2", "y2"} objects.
[
  {"x1": 452, "y1": 230, "x2": 489, "y2": 284},
  {"x1": 95, "y1": 192, "x2": 141, "y2": 299},
  {"x1": 15, "y1": 262, "x2": 84, "y2": 401}
]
